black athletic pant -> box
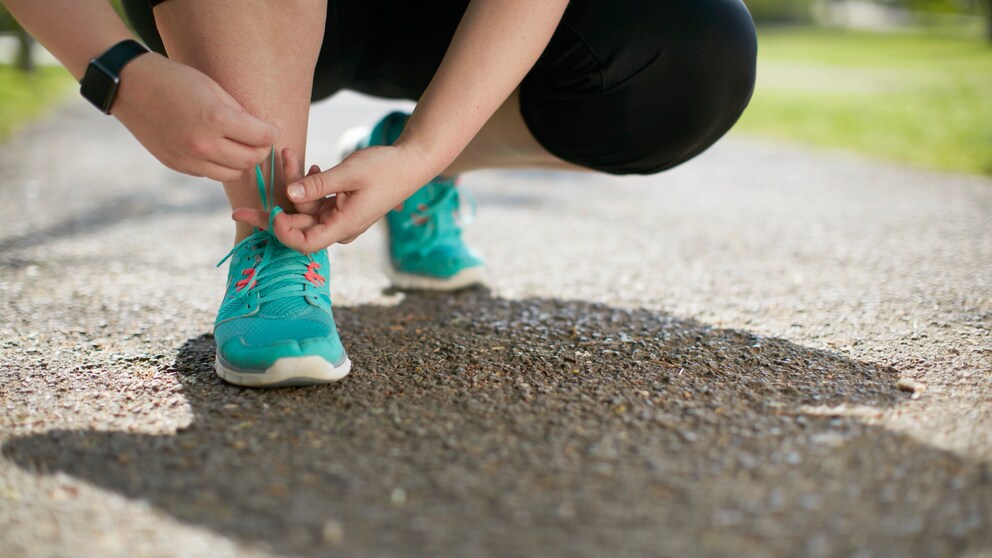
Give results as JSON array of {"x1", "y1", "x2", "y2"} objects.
[{"x1": 124, "y1": 0, "x2": 757, "y2": 175}]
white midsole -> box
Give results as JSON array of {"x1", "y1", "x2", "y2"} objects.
[
  {"x1": 384, "y1": 263, "x2": 487, "y2": 291},
  {"x1": 215, "y1": 355, "x2": 351, "y2": 387}
]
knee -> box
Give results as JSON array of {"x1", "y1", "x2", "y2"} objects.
[
  {"x1": 520, "y1": 0, "x2": 757, "y2": 175},
  {"x1": 631, "y1": 0, "x2": 758, "y2": 174}
]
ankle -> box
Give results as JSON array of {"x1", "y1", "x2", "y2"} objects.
[{"x1": 234, "y1": 222, "x2": 255, "y2": 244}]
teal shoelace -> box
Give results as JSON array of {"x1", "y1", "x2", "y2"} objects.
[
  {"x1": 217, "y1": 149, "x2": 324, "y2": 308},
  {"x1": 396, "y1": 180, "x2": 476, "y2": 258}
]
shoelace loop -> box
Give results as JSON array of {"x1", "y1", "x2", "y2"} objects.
[{"x1": 216, "y1": 149, "x2": 323, "y2": 305}]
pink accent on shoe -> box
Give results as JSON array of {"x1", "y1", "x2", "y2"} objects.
[
  {"x1": 304, "y1": 261, "x2": 325, "y2": 287},
  {"x1": 236, "y1": 268, "x2": 256, "y2": 292}
]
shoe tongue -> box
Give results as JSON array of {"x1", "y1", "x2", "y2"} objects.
[{"x1": 253, "y1": 237, "x2": 313, "y2": 318}]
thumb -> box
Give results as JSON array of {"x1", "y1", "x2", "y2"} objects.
[{"x1": 286, "y1": 168, "x2": 344, "y2": 204}]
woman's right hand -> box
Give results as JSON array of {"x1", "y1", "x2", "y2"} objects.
[{"x1": 112, "y1": 53, "x2": 279, "y2": 183}]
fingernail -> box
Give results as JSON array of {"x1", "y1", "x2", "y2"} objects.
[{"x1": 288, "y1": 183, "x2": 303, "y2": 200}]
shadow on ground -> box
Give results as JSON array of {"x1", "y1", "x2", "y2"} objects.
[
  {"x1": 4, "y1": 290, "x2": 990, "y2": 557},
  {"x1": 0, "y1": 186, "x2": 228, "y2": 258}
]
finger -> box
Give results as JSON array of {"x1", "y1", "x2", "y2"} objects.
[
  {"x1": 280, "y1": 147, "x2": 308, "y2": 213},
  {"x1": 270, "y1": 211, "x2": 324, "y2": 250},
  {"x1": 281, "y1": 147, "x2": 302, "y2": 184},
  {"x1": 272, "y1": 198, "x2": 337, "y2": 251},
  {"x1": 276, "y1": 211, "x2": 319, "y2": 232},
  {"x1": 221, "y1": 105, "x2": 279, "y2": 148},
  {"x1": 339, "y1": 230, "x2": 365, "y2": 244},
  {"x1": 171, "y1": 165, "x2": 204, "y2": 178},
  {"x1": 278, "y1": 149, "x2": 321, "y2": 182},
  {"x1": 271, "y1": 198, "x2": 347, "y2": 252},
  {"x1": 231, "y1": 208, "x2": 268, "y2": 229},
  {"x1": 212, "y1": 80, "x2": 248, "y2": 111},
  {"x1": 281, "y1": 148, "x2": 320, "y2": 215},
  {"x1": 233, "y1": 208, "x2": 319, "y2": 232},
  {"x1": 207, "y1": 138, "x2": 270, "y2": 172},
  {"x1": 197, "y1": 161, "x2": 246, "y2": 183},
  {"x1": 296, "y1": 211, "x2": 356, "y2": 253},
  {"x1": 286, "y1": 166, "x2": 351, "y2": 204},
  {"x1": 294, "y1": 164, "x2": 324, "y2": 216},
  {"x1": 271, "y1": 212, "x2": 314, "y2": 251}
]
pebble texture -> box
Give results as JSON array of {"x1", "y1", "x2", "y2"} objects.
[{"x1": 0, "y1": 93, "x2": 990, "y2": 558}]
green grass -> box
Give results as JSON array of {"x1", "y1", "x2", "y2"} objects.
[
  {"x1": 734, "y1": 27, "x2": 992, "y2": 175},
  {"x1": 0, "y1": 64, "x2": 74, "y2": 141}
]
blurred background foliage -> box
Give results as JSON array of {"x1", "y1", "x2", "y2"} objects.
[
  {"x1": 747, "y1": 0, "x2": 819, "y2": 23},
  {"x1": 0, "y1": 0, "x2": 990, "y2": 174},
  {"x1": 739, "y1": 0, "x2": 992, "y2": 175},
  {"x1": 746, "y1": 0, "x2": 990, "y2": 24}
]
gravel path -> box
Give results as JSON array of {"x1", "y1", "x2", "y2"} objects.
[{"x1": 1, "y1": 94, "x2": 989, "y2": 558}]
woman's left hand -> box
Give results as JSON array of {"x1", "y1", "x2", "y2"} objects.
[{"x1": 232, "y1": 144, "x2": 436, "y2": 254}]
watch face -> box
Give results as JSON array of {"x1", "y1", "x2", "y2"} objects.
[{"x1": 80, "y1": 60, "x2": 120, "y2": 114}]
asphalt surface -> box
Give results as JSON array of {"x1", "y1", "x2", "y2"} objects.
[{"x1": 0, "y1": 93, "x2": 990, "y2": 558}]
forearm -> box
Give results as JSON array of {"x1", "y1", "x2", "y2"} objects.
[
  {"x1": 397, "y1": 0, "x2": 568, "y2": 175},
  {"x1": 2, "y1": 0, "x2": 134, "y2": 80}
]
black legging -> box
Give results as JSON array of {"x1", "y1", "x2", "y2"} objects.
[{"x1": 124, "y1": 0, "x2": 757, "y2": 175}]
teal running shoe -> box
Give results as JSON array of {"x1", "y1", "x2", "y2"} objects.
[
  {"x1": 213, "y1": 151, "x2": 350, "y2": 387},
  {"x1": 340, "y1": 111, "x2": 486, "y2": 291}
]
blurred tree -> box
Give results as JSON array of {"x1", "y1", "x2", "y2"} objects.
[
  {"x1": 0, "y1": 5, "x2": 14, "y2": 31},
  {"x1": 0, "y1": 1, "x2": 130, "y2": 73},
  {"x1": 748, "y1": 0, "x2": 991, "y2": 41},
  {"x1": 985, "y1": 0, "x2": 992, "y2": 40},
  {"x1": 892, "y1": 0, "x2": 968, "y2": 12},
  {"x1": 0, "y1": 5, "x2": 33, "y2": 72},
  {"x1": 15, "y1": 27, "x2": 33, "y2": 72},
  {"x1": 888, "y1": 0, "x2": 992, "y2": 40},
  {"x1": 744, "y1": 0, "x2": 816, "y2": 23}
]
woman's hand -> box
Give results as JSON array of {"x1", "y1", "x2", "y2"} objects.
[
  {"x1": 113, "y1": 53, "x2": 280, "y2": 182},
  {"x1": 0, "y1": 0, "x2": 279, "y2": 183},
  {"x1": 232, "y1": 145, "x2": 437, "y2": 254}
]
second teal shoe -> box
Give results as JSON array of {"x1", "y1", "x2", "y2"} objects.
[{"x1": 341, "y1": 111, "x2": 486, "y2": 291}]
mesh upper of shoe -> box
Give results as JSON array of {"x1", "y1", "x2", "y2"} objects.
[
  {"x1": 213, "y1": 151, "x2": 340, "y2": 364},
  {"x1": 366, "y1": 111, "x2": 484, "y2": 278},
  {"x1": 215, "y1": 242, "x2": 335, "y2": 347},
  {"x1": 216, "y1": 311, "x2": 333, "y2": 349}
]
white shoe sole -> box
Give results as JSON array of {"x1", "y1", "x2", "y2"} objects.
[
  {"x1": 385, "y1": 262, "x2": 487, "y2": 291},
  {"x1": 215, "y1": 355, "x2": 351, "y2": 388}
]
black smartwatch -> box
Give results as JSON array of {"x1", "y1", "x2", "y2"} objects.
[{"x1": 80, "y1": 39, "x2": 149, "y2": 115}]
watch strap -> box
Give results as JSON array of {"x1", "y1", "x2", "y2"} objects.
[
  {"x1": 93, "y1": 39, "x2": 148, "y2": 77},
  {"x1": 80, "y1": 39, "x2": 149, "y2": 114}
]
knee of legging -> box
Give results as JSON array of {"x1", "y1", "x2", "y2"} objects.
[{"x1": 521, "y1": 0, "x2": 757, "y2": 175}]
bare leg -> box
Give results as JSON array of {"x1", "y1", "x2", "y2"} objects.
[
  {"x1": 153, "y1": 0, "x2": 326, "y2": 242},
  {"x1": 441, "y1": 88, "x2": 589, "y2": 176}
]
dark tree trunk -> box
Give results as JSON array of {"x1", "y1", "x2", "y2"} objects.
[
  {"x1": 978, "y1": 0, "x2": 992, "y2": 41},
  {"x1": 15, "y1": 27, "x2": 34, "y2": 73},
  {"x1": 986, "y1": 0, "x2": 992, "y2": 42}
]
